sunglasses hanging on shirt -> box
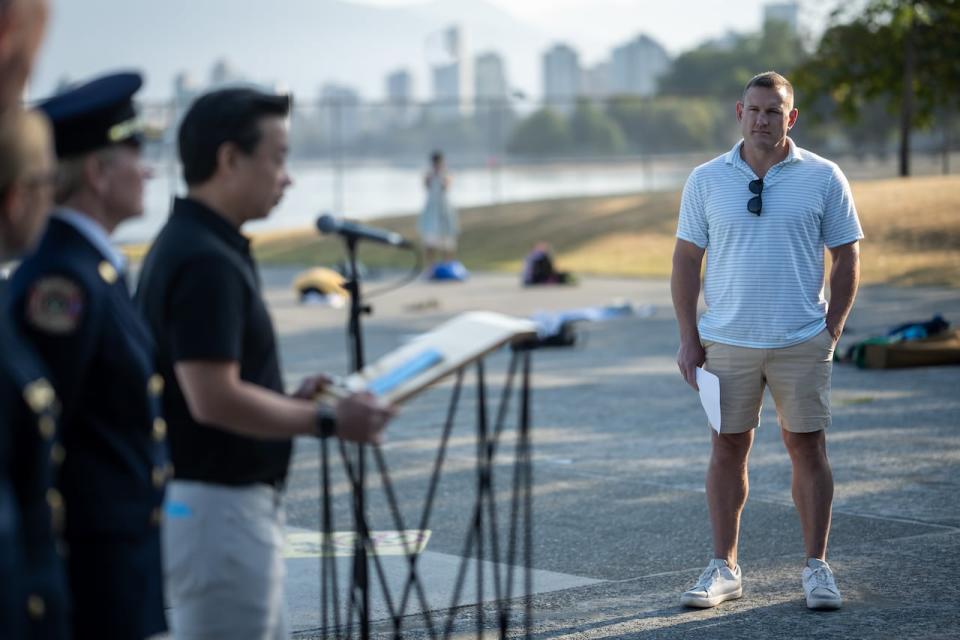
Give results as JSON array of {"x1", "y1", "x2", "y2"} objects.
[{"x1": 747, "y1": 178, "x2": 763, "y2": 215}]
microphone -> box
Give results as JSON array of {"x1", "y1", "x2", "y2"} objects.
[{"x1": 315, "y1": 213, "x2": 412, "y2": 248}]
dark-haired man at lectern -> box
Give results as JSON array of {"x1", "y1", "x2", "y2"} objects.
[{"x1": 136, "y1": 86, "x2": 394, "y2": 640}]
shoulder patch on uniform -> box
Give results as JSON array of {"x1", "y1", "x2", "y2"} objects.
[{"x1": 26, "y1": 277, "x2": 85, "y2": 334}]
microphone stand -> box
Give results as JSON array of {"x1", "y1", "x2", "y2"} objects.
[
  {"x1": 318, "y1": 223, "x2": 417, "y2": 638},
  {"x1": 343, "y1": 234, "x2": 371, "y2": 639}
]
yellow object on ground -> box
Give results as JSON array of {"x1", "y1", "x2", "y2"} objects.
[{"x1": 292, "y1": 267, "x2": 348, "y2": 298}]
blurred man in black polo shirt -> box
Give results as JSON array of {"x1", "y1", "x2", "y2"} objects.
[{"x1": 136, "y1": 88, "x2": 393, "y2": 639}]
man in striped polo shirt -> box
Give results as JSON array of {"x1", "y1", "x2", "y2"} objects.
[{"x1": 671, "y1": 71, "x2": 862, "y2": 611}]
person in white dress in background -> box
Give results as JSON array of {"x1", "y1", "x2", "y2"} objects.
[{"x1": 418, "y1": 150, "x2": 458, "y2": 266}]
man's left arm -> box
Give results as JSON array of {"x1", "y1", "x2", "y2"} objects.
[{"x1": 826, "y1": 241, "x2": 860, "y2": 342}]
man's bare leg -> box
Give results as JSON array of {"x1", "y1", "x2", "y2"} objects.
[
  {"x1": 707, "y1": 429, "x2": 754, "y2": 568},
  {"x1": 781, "y1": 428, "x2": 833, "y2": 560}
]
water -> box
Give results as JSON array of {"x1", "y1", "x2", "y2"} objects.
[
  {"x1": 115, "y1": 149, "x2": 949, "y2": 245},
  {"x1": 114, "y1": 157, "x2": 708, "y2": 244}
]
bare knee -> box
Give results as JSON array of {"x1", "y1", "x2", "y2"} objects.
[
  {"x1": 711, "y1": 430, "x2": 753, "y2": 467},
  {"x1": 782, "y1": 429, "x2": 829, "y2": 466}
]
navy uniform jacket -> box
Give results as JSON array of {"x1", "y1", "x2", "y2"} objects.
[
  {"x1": 5, "y1": 216, "x2": 168, "y2": 639},
  {"x1": 0, "y1": 315, "x2": 70, "y2": 639}
]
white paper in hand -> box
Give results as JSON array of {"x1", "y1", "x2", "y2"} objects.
[{"x1": 695, "y1": 367, "x2": 721, "y2": 434}]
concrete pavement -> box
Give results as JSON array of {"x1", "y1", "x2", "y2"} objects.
[{"x1": 261, "y1": 269, "x2": 960, "y2": 639}]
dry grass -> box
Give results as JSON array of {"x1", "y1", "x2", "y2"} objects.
[
  {"x1": 127, "y1": 175, "x2": 960, "y2": 287},
  {"x1": 849, "y1": 175, "x2": 960, "y2": 286}
]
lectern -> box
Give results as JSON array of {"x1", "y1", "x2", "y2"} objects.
[{"x1": 318, "y1": 311, "x2": 538, "y2": 639}]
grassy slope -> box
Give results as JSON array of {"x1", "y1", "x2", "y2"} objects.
[{"x1": 241, "y1": 175, "x2": 960, "y2": 286}]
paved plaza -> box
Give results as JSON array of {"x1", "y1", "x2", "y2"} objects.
[{"x1": 259, "y1": 268, "x2": 960, "y2": 639}]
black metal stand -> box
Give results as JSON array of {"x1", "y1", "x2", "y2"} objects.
[
  {"x1": 342, "y1": 236, "x2": 373, "y2": 640},
  {"x1": 317, "y1": 274, "x2": 534, "y2": 638}
]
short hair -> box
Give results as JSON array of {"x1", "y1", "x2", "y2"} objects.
[
  {"x1": 53, "y1": 146, "x2": 117, "y2": 204},
  {"x1": 0, "y1": 108, "x2": 50, "y2": 199},
  {"x1": 52, "y1": 154, "x2": 85, "y2": 204},
  {"x1": 178, "y1": 87, "x2": 291, "y2": 186},
  {"x1": 430, "y1": 150, "x2": 443, "y2": 164},
  {"x1": 742, "y1": 71, "x2": 794, "y2": 108}
]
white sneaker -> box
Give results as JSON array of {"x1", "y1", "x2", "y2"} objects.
[
  {"x1": 681, "y1": 559, "x2": 743, "y2": 608},
  {"x1": 802, "y1": 558, "x2": 842, "y2": 610}
]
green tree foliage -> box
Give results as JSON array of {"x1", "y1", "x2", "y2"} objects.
[
  {"x1": 793, "y1": 0, "x2": 960, "y2": 175},
  {"x1": 657, "y1": 20, "x2": 807, "y2": 99},
  {"x1": 568, "y1": 99, "x2": 627, "y2": 154},
  {"x1": 606, "y1": 96, "x2": 732, "y2": 153},
  {"x1": 506, "y1": 97, "x2": 736, "y2": 156},
  {"x1": 506, "y1": 108, "x2": 571, "y2": 156}
]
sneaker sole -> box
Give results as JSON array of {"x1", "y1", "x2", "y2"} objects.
[
  {"x1": 681, "y1": 587, "x2": 743, "y2": 608},
  {"x1": 806, "y1": 596, "x2": 842, "y2": 610}
]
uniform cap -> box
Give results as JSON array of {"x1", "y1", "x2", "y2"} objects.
[{"x1": 36, "y1": 71, "x2": 144, "y2": 158}]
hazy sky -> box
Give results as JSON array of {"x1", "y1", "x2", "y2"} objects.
[
  {"x1": 351, "y1": 0, "x2": 837, "y2": 56},
  {"x1": 30, "y1": 0, "x2": 840, "y2": 101}
]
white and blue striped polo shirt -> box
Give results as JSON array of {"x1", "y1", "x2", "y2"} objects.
[{"x1": 677, "y1": 138, "x2": 864, "y2": 348}]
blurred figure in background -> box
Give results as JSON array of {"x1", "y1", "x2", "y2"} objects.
[
  {"x1": 0, "y1": 0, "x2": 49, "y2": 110},
  {"x1": 0, "y1": 109, "x2": 55, "y2": 260},
  {"x1": 1, "y1": 1, "x2": 70, "y2": 636},
  {"x1": 1, "y1": 108, "x2": 71, "y2": 640},
  {"x1": 522, "y1": 241, "x2": 574, "y2": 286},
  {"x1": 418, "y1": 150, "x2": 459, "y2": 266}
]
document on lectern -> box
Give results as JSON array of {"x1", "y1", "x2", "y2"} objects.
[{"x1": 331, "y1": 311, "x2": 538, "y2": 406}]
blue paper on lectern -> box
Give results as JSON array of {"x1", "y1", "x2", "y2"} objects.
[{"x1": 366, "y1": 348, "x2": 445, "y2": 397}]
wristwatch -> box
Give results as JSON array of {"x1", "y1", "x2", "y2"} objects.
[{"x1": 315, "y1": 404, "x2": 337, "y2": 439}]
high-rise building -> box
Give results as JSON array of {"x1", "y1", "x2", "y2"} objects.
[
  {"x1": 610, "y1": 34, "x2": 670, "y2": 97},
  {"x1": 385, "y1": 68, "x2": 416, "y2": 127},
  {"x1": 319, "y1": 83, "x2": 362, "y2": 143},
  {"x1": 764, "y1": 1, "x2": 800, "y2": 34},
  {"x1": 173, "y1": 71, "x2": 199, "y2": 110},
  {"x1": 582, "y1": 61, "x2": 612, "y2": 100},
  {"x1": 475, "y1": 52, "x2": 508, "y2": 102},
  {"x1": 542, "y1": 43, "x2": 581, "y2": 113},
  {"x1": 209, "y1": 59, "x2": 243, "y2": 88},
  {"x1": 430, "y1": 25, "x2": 473, "y2": 120},
  {"x1": 386, "y1": 69, "x2": 414, "y2": 104}
]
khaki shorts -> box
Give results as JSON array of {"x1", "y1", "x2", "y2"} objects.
[{"x1": 702, "y1": 329, "x2": 836, "y2": 434}]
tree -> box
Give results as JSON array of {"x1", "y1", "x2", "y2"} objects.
[
  {"x1": 606, "y1": 96, "x2": 730, "y2": 153},
  {"x1": 568, "y1": 99, "x2": 627, "y2": 155},
  {"x1": 657, "y1": 20, "x2": 807, "y2": 100},
  {"x1": 506, "y1": 108, "x2": 571, "y2": 156},
  {"x1": 793, "y1": 0, "x2": 960, "y2": 176}
]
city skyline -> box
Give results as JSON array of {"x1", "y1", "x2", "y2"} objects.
[{"x1": 30, "y1": 0, "x2": 827, "y2": 103}]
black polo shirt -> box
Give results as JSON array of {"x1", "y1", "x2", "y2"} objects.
[{"x1": 135, "y1": 197, "x2": 291, "y2": 486}]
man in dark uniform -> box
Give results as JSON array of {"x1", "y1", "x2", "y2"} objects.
[
  {"x1": 2, "y1": 2, "x2": 68, "y2": 635},
  {"x1": 1, "y1": 108, "x2": 70, "y2": 639},
  {"x1": 4, "y1": 72, "x2": 168, "y2": 639},
  {"x1": 136, "y1": 87, "x2": 392, "y2": 639}
]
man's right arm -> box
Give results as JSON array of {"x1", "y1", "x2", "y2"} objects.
[
  {"x1": 174, "y1": 360, "x2": 391, "y2": 444},
  {"x1": 671, "y1": 238, "x2": 706, "y2": 391},
  {"x1": 162, "y1": 257, "x2": 391, "y2": 444}
]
